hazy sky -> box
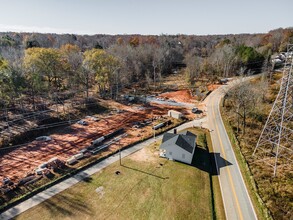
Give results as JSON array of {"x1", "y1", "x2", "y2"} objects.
[{"x1": 0, "y1": 0, "x2": 292, "y2": 35}]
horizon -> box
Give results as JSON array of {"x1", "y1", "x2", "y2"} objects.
[
  {"x1": 0, "y1": 0, "x2": 292, "y2": 36},
  {"x1": 0, "y1": 26, "x2": 291, "y2": 37}
]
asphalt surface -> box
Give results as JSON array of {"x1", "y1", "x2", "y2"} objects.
[{"x1": 203, "y1": 78, "x2": 257, "y2": 220}]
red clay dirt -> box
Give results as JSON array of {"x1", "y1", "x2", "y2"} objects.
[
  {"x1": 159, "y1": 90, "x2": 196, "y2": 103},
  {"x1": 207, "y1": 84, "x2": 221, "y2": 91},
  {"x1": 0, "y1": 102, "x2": 189, "y2": 184}
]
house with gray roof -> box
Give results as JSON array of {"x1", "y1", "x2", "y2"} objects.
[{"x1": 160, "y1": 130, "x2": 197, "y2": 164}]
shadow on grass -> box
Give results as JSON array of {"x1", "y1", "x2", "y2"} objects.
[
  {"x1": 191, "y1": 147, "x2": 232, "y2": 176},
  {"x1": 36, "y1": 193, "x2": 92, "y2": 217},
  {"x1": 81, "y1": 176, "x2": 93, "y2": 183},
  {"x1": 121, "y1": 165, "x2": 168, "y2": 180}
]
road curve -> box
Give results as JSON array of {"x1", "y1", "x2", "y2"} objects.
[{"x1": 203, "y1": 78, "x2": 257, "y2": 220}]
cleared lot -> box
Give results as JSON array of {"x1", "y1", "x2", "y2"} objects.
[
  {"x1": 0, "y1": 100, "x2": 194, "y2": 210},
  {"x1": 0, "y1": 103, "x2": 187, "y2": 183}
]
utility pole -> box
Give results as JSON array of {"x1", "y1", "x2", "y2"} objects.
[
  {"x1": 253, "y1": 44, "x2": 293, "y2": 177},
  {"x1": 119, "y1": 146, "x2": 122, "y2": 165},
  {"x1": 115, "y1": 68, "x2": 120, "y2": 100}
]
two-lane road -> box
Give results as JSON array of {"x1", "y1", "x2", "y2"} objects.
[{"x1": 204, "y1": 79, "x2": 257, "y2": 220}]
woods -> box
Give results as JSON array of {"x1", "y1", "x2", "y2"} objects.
[{"x1": 0, "y1": 28, "x2": 292, "y2": 108}]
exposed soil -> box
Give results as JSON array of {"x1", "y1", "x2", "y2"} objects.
[
  {"x1": 159, "y1": 89, "x2": 196, "y2": 103},
  {"x1": 128, "y1": 146, "x2": 157, "y2": 163},
  {"x1": 207, "y1": 84, "x2": 221, "y2": 91},
  {"x1": 0, "y1": 101, "x2": 188, "y2": 184}
]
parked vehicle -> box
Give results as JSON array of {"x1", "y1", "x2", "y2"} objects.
[
  {"x1": 77, "y1": 120, "x2": 88, "y2": 126},
  {"x1": 35, "y1": 136, "x2": 52, "y2": 142},
  {"x1": 191, "y1": 107, "x2": 198, "y2": 113},
  {"x1": 85, "y1": 116, "x2": 99, "y2": 121}
]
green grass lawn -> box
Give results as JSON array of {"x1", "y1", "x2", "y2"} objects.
[{"x1": 16, "y1": 128, "x2": 225, "y2": 220}]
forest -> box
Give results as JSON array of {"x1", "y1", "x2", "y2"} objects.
[{"x1": 0, "y1": 27, "x2": 292, "y2": 108}]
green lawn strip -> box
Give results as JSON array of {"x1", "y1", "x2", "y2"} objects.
[
  {"x1": 181, "y1": 127, "x2": 226, "y2": 220},
  {"x1": 16, "y1": 128, "x2": 222, "y2": 220},
  {"x1": 220, "y1": 104, "x2": 273, "y2": 220},
  {"x1": 205, "y1": 130, "x2": 226, "y2": 220}
]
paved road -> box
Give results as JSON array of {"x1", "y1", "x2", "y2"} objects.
[
  {"x1": 203, "y1": 78, "x2": 257, "y2": 220},
  {"x1": 0, "y1": 118, "x2": 205, "y2": 220}
]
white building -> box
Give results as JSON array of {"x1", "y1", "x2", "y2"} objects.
[
  {"x1": 160, "y1": 130, "x2": 197, "y2": 164},
  {"x1": 168, "y1": 110, "x2": 183, "y2": 119}
]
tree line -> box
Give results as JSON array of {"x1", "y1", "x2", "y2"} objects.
[
  {"x1": 0, "y1": 39, "x2": 183, "y2": 106},
  {"x1": 0, "y1": 27, "x2": 292, "y2": 107}
]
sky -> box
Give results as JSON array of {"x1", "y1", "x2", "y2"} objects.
[{"x1": 0, "y1": 0, "x2": 292, "y2": 36}]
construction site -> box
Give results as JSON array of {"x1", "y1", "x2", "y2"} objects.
[{"x1": 0, "y1": 87, "x2": 206, "y2": 209}]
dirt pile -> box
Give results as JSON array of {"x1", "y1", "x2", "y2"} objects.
[{"x1": 159, "y1": 90, "x2": 195, "y2": 103}]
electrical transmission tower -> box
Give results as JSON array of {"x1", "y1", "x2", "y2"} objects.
[{"x1": 253, "y1": 44, "x2": 293, "y2": 177}]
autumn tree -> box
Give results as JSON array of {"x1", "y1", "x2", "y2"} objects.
[
  {"x1": 0, "y1": 56, "x2": 25, "y2": 105},
  {"x1": 0, "y1": 57, "x2": 13, "y2": 103},
  {"x1": 23, "y1": 48, "x2": 65, "y2": 93},
  {"x1": 83, "y1": 49, "x2": 120, "y2": 98},
  {"x1": 60, "y1": 44, "x2": 83, "y2": 90},
  {"x1": 23, "y1": 61, "x2": 45, "y2": 109},
  {"x1": 129, "y1": 36, "x2": 140, "y2": 47}
]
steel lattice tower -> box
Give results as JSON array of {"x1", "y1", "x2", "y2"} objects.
[{"x1": 253, "y1": 44, "x2": 293, "y2": 177}]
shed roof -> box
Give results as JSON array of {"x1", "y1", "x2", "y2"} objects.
[{"x1": 168, "y1": 110, "x2": 182, "y2": 114}]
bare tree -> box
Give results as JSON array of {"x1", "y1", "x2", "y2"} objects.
[
  {"x1": 227, "y1": 78, "x2": 260, "y2": 134},
  {"x1": 184, "y1": 53, "x2": 201, "y2": 87},
  {"x1": 209, "y1": 44, "x2": 238, "y2": 78}
]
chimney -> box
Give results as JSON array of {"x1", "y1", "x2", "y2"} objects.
[{"x1": 174, "y1": 129, "x2": 177, "y2": 134}]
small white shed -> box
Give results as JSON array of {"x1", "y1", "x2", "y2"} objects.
[
  {"x1": 66, "y1": 157, "x2": 77, "y2": 165},
  {"x1": 168, "y1": 110, "x2": 183, "y2": 119}
]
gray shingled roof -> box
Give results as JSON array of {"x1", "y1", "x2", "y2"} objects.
[
  {"x1": 160, "y1": 131, "x2": 196, "y2": 154},
  {"x1": 162, "y1": 133, "x2": 177, "y2": 143}
]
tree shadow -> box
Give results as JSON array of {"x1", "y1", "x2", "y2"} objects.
[
  {"x1": 81, "y1": 176, "x2": 93, "y2": 183},
  {"x1": 72, "y1": 171, "x2": 92, "y2": 182},
  {"x1": 35, "y1": 193, "x2": 92, "y2": 217},
  {"x1": 191, "y1": 147, "x2": 232, "y2": 176},
  {"x1": 121, "y1": 165, "x2": 168, "y2": 180}
]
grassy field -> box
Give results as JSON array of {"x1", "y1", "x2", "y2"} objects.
[{"x1": 16, "y1": 128, "x2": 225, "y2": 220}]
